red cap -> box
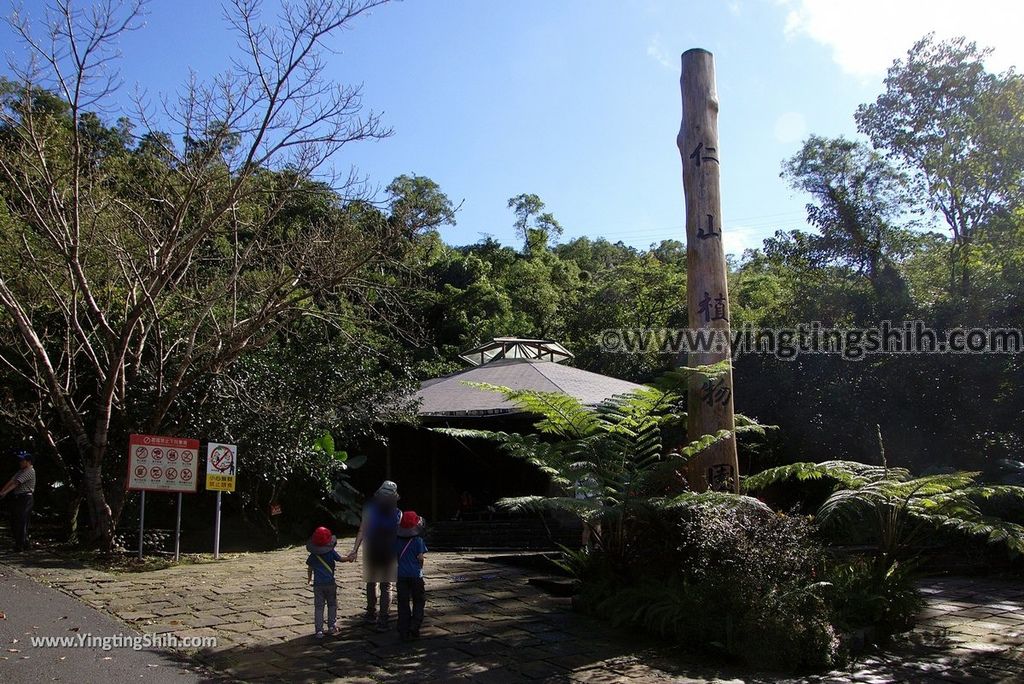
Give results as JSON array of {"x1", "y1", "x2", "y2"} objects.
[
  {"x1": 312, "y1": 526, "x2": 333, "y2": 546},
  {"x1": 400, "y1": 511, "x2": 421, "y2": 529}
]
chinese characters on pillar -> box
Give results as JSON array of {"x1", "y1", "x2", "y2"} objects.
[
  {"x1": 697, "y1": 213, "x2": 719, "y2": 240},
  {"x1": 697, "y1": 291, "x2": 728, "y2": 323},
  {"x1": 706, "y1": 463, "x2": 735, "y2": 491},
  {"x1": 689, "y1": 142, "x2": 719, "y2": 167},
  {"x1": 701, "y1": 376, "x2": 732, "y2": 408}
]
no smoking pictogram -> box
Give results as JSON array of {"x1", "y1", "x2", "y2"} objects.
[{"x1": 136, "y1": 447, "x2": 147, "y2": 461}]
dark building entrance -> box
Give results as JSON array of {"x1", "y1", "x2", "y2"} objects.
[{"x1": 353, "y1": 339, "x2": 644, "y2": 550}]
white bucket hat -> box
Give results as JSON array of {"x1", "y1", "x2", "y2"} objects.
[{"x1": 375, "y1": 480, "x2": 399, "y2": 500}]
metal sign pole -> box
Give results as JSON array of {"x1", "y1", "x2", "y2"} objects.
[
  {"x1": 137, "y1": 490, "x2": 146, "y2": 560},
  {"x1": 214, "y1": 491, "x2": 222, "y2": 559},
  {"x1": 174, "y1": 491, "x2": 183, "y2": 562}
]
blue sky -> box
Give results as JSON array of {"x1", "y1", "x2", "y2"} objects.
[{"x1": 8, "y1": 1, "x2": 1023, "y2": 254}]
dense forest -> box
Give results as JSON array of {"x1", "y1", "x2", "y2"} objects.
[
  {"x1": 410, "y1": 35, "x2": 1024, "y2": 476},
  {"x1": 1, "y1": 13, "x2": 1022, "y2": 544}
]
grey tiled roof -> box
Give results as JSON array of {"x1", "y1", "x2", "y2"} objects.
[{"x1": 415, "y1": 358, "x2": 645, "y2": 417}]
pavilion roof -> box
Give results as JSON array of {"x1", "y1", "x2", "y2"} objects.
[
  {"x1": 416, "y1": 357, "x2": 644, "y2": 418},
  {"x1": 458, "y1": 337, "x2": 573, "y2": 366}
]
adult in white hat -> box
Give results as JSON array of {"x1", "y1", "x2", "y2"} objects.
[{"x1": 345, "y1": 481, "x2": 401, "y2": 631}]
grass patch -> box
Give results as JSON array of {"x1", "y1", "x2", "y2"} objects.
[{"x1": 66, "y1": 549, "x2": 235, "y2": 573}]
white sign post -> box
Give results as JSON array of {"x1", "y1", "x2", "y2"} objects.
[
  {"x1": 174, "y1": 492, "x2": 183, "y2": 561},
  {"x1": 127, "y1": 434, "x2": 199, "y2": 560},
  {"x1": 206, "y1": 443, "x2": 237, "y2": 560},
  {"x1": 214, "y1": 491, "x2": 222, "y2": 560},
  {"x1": 138, "y1": 491, "x2": 145, "y2": 560}
]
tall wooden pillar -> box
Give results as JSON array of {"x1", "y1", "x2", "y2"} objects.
[{"x1": 677, "y1": 48, "x2": 739, "y2": 492}]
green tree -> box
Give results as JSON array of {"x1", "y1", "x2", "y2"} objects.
[
  {"x1": 856, "y1": 34, "x2": 1024, "y2": 295},
  {"x1": 781, "y1": 135, "x2": 918, "y2": 312},
  {"x1": 0, "y1": 0, "x2": 396, "y2": 548},
  {"x1": 507, "y1": 192, "x2": 563, "y2": 255}
]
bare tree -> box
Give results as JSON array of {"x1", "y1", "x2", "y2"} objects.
[{"x1": 0, "y1": 0, "x2": 398, "y2": 548}]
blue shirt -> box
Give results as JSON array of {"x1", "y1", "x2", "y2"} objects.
[
  {"x1": 394, "y1": 536, "x2": 427, "y2": 578},
  {"x1": 306, "y1": 550, "x2": 342, "y2": 586}
]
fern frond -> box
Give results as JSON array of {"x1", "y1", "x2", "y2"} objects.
[
  {"x1": 743, "y1": 460, "x2": 910, "y2": 492},
  {"x1": 429, "y1": 427, "x2": 503, "y2": 440},
  {"x1": 734, "y1": 413, "x2": 779, "y2": 436},
  {"x1": 651, "y1": 491, "x2": 773, "y2": 515},
  {"x1": 496, "y1": 495, "x2": 603, "y2": 521},
  {"x1": 462, "y1": 382, "x2": 602, "y2": 437},
  {"x1": 680, "y1": 430, "x2": 733, "y2": 459}
]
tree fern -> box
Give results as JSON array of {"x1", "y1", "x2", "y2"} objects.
[
  {"x1": 463, "y1": 382, "x2": 601, "y2": 437},
  {"x1": 745, "y1": 459, "x2": 1024, "y2": 565},
  {"x1": 743, "y1": 460, "x2": 909, "y2": 491}
]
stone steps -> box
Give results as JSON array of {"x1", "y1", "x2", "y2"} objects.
[{"x1": 426, "y1": 517, "x2": 581, "y2": 551}]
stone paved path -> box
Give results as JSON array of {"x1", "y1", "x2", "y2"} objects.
[{"x1": 2, "y1": 541, "x2": 1022, "y2": 682}]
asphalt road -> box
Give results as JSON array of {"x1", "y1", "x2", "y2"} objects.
[{"x1": 0, "y1": 558, "x2": 211, "y2": 683}]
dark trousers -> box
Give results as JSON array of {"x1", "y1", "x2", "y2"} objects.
[
  {"x1": 9, "y1": 494, "x2": 32, "y2": 550},
  {"x1": 396, "y1": 577, "x2": 425, "y2": 636}
]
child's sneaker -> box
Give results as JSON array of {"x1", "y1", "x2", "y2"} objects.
[{"x1": 315, "y1": 631, "x2": 324, "y2": 639}]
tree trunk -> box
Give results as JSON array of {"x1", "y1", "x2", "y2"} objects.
[
  {"x1": 108, "y1": 480, "x2": 129, "y2": 539},
  {"x1": 82, "y1": 462, "x2": 115, "y2": 550},
  {"x1": 959, "y1": 240, "x2": 972, "y2": 300},
  {"x1": 64, "y1": 492, "x2": 83, "y2": 543}
]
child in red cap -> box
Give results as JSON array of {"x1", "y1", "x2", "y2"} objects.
[
  {"x1": 393, "y1": 510, "x2": 428, "y2": 640},
  {"x1": 306, "y1": 526, "x2": 350, "y2": 638}
]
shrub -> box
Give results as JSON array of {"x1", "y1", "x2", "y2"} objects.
[
  {"x1": 824, "y1": 558, "x2": 923, "y2": 641},
  {"x1": 570, "y1": 505, "x2": 843, "y2": 672}
]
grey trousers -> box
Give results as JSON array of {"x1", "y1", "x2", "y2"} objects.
[
  {"x1": 313, "y1": 583, "x2": 337, "y2": 633},
  {"x1": 366, "y1": 581, "x2": 391, "y2": 623}
]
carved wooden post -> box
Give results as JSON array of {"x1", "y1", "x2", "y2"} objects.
[{"x1": 677, "y1": 48, "x2": 739, "y2": 492}]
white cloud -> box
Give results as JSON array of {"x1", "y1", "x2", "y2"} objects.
[
  {"x1": 780, "y1": 0, "x2": 1024, "y2": 78},
  {"x1": 722, "y1": 226, "x2": 761, "y2": 256},
  {"x1": 773, "y1": 111, "x2": 807, "y2": 144},
  {"x1": 646, "y1": 34, "x2": 675, "y2": 71}
]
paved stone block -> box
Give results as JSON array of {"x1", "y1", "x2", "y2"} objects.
[{"x1": 9, "y1": 543, "x2": 1024, "y2": 684}]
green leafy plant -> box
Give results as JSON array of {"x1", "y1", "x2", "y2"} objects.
[
  {"x1": 824, "y1": 558, "x2": 923, "y2": 638},
  {"x1": 311, "y1": 431, "x2": 368, "y2": 527},
  {"x1": 744, "y1": 460, "x2": 1024, "y2": 574},
  {"x1": 571, "y1": 505, "x2": 842, "y2": 671},
  {"x1": 437, "y1": 378, "x2": 768, "y2": 562},
  {"x1": 435, "y1": 378, "x2": 843, "y2": 670}
]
